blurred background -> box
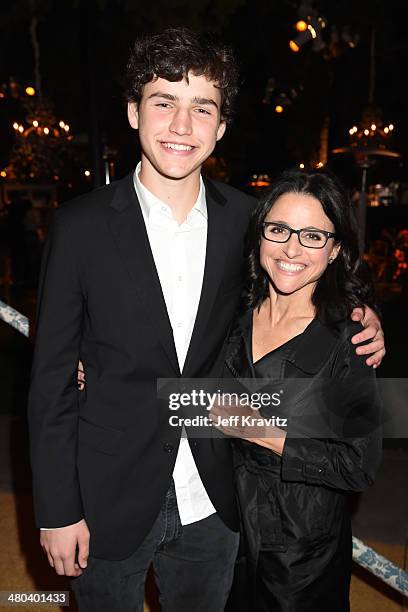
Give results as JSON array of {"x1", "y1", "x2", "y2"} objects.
[{"x1": 0, "y1": 1, "x2": 407, "y2": 610}]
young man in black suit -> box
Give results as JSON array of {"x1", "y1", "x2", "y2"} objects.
[{"x1": 28, "y1": 27, "x2": 385, "y2": 611}]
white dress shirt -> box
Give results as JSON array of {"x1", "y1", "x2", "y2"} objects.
[{"x1": 134, "y1": 163, "x2": 216, "y2": 525}]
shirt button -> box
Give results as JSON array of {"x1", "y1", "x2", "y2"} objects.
[{"x1": 163, "y1": 443, "x2": 174, "y2": 452}]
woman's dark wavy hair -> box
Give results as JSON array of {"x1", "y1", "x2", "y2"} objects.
[
  {"x1": 245, "y1": 168, "x2": 378, "y2": 326},
  {"x1": 124, "y1": 27, "x2": 239, "y2": 123}
]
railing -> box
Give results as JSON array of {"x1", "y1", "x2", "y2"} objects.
[
  {"x1": 0, "y1": 300, "x2": 29, "y2": 337},
  {"x1": 353, "y1": 537, "x2": 408, "y2": 596}
]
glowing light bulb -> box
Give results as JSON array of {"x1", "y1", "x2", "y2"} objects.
[
  {"x1": 84, "y1": 170, "x2": 91, "y2": 177},
  {"x1": 0, "y1": 170, "x2": 6, "y2": 177},
  {"x1": 59, "y1": 121, "x2": 65, "y2": 128},
  {"x1": 371, "y1": 124, "x2": 376, "y2": 130},
  {"x1": 384, "y1": 127, "x2": 389, "y2": 134},
  {"x1": 307, "y1": 24, "x2": 317, "y2": 39},
  {"x1": 295, "y1": 20, "x2": 308, "y2": 32},
  {"x1": 289, "y1": 40, "x2": 300, "y2": 52},
  {"x1": 33, "y1": 120, "x2": 39, "y2": 127},
  {"x1": 13, "y1": 122, "x2": 19, "y2": 130},
  {"x1": 18, "y1": 125, "x2": 24, "y2": 133},
  {"x1": 364, "y1": 129, "x2": 369, "y2": 136},
  {"x1": 389, "y1": 124, "x2": 394, "y2": 131},
  {"x1": 299, "y1": 163, "x2": 305, "y2": 169},
  {"x1": 25, "y1": 86, "x2": 36, "y2": 96},
  {"x1": 43, "y1": 127, "x2": 50, "y2": 135},
  {"x1": 275, "y1": 105, "x2": 284, "y2": 113}
]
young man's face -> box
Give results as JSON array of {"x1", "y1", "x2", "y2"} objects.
[{"x1": 128, "y1": 72, "x2": 226, "y2": 182}]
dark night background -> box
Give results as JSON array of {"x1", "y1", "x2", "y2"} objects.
[{"x1": 1, "y1": 0, "x2": 408, "y2": 191}]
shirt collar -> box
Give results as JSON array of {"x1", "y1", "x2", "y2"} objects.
[{"x1": 133, "y1": 161, "x2": 207, "y2": 223}]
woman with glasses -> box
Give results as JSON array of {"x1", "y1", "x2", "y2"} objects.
[{"x1": 212, "y1": 168, "x2": 382, "y2": 611}]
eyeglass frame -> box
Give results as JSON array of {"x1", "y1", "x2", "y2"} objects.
[{"x1": 261, "y1": 222, "x2": 337, "y2": 249}]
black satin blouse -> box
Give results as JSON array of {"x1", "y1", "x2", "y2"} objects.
[{"x1": 224, "y1": 311, "x2": 382, "y2": 612}]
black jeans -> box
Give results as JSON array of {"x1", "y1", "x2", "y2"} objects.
[{"x1": 72, "y1": 481, "x2": 239, "y2": 611}]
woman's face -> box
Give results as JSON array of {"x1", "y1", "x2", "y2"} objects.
[{"x1": 260, "y1": 192, "x2": 340, "y2": 297}]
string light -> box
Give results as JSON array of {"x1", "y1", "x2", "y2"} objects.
[
  {"x1": 3, "y1": 78, "x2": 74, "y2": 182},
  {"x1": 349, "y1": 123, "x2": 395, "y2": 139},
  {"x1": 247, "y1": 174, "x2": 271, "y2": 188},
  {"x1": 11, "y1": 118, "x2": 71, "y2": 138}
]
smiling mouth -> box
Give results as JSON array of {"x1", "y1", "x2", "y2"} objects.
[
  {"x1": 276, "y1": 260, "x2": 306, "y2": 273},
  {"x1": 161, "y1": 142, "x2": 195, "y2": 151}
]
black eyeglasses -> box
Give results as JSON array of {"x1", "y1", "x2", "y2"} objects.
[{"x1": 262, "y1": 222, "x2": 336, "y2": 249}]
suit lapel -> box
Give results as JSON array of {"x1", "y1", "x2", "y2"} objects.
[
  {"x1": 107, "y1": 174, "x2": 179, "y2": 374},
  {"x1": 182, "y1": 179, "x2": 230, "y2": 375}
]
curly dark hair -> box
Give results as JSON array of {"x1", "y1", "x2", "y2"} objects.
[
  {"x1": 245, "y1": 168, "x2": 378, "y2": 326},
  {"x1": 124, "y1": 27, "x2": 239, "y2": 123}
]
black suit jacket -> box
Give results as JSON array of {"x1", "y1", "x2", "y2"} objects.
[{"x1": 28, "y1": 173, "x2": 255, "y2": 559}]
